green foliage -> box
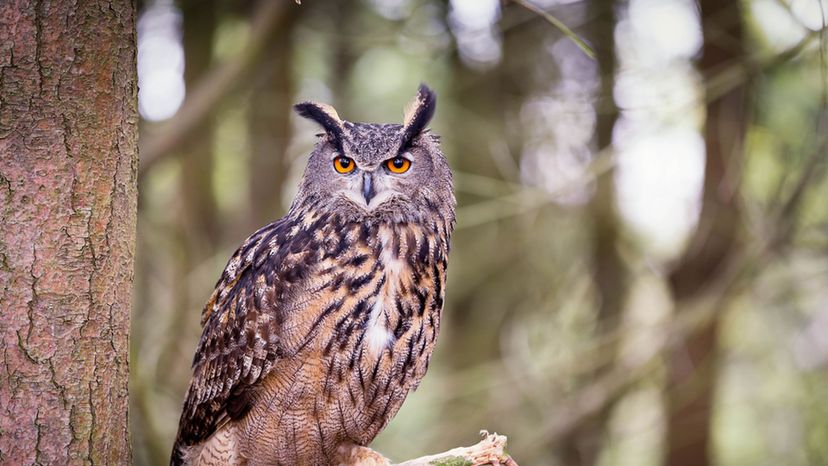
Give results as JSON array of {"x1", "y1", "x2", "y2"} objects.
[{"x1": 429, "y1": 456, "x2": 473, "y2": 466}]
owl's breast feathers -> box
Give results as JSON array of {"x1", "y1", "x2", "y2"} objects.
[{"x1": 172, "y1": 203, "x2": 453, "y2": 461}]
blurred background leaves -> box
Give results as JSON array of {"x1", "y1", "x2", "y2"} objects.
[{"x1": 131, "y1": 0, "x2": 828, "y2": 465}]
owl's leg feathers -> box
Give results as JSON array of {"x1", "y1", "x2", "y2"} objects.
[{"x1": 333, "y1": 442, "x2": 391, "y2": 466}]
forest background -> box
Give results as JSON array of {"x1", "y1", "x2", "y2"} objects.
[{"x1": 94, "y1": 0, "x2": 828, "y2": 464}]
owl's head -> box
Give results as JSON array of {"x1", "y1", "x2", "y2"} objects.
[{"x1": 291, "y1": 85, "x2": 455, "y2": 225}]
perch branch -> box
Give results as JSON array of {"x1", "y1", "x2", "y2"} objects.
[
  {"x1": 393, "y1": 432, "x2": 517, "y2": 466},
  {"x1": 341, "y1": 432, "x2": 517, "y2": 466}
]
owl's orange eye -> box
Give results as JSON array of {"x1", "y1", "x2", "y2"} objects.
[
  {"x1": 385, "y1": 157, "x2": 411, "y2": 174},
  {"x1": 333, "y1": 156, "x2": 355, "y2": 174}
]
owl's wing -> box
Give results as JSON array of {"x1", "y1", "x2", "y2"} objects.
[{"x1": 173, "y1": 218, "x2": 301, "y2": 448}]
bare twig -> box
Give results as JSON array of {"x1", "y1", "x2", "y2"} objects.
[
  {"x1": 705, "y1": 28, "x2": 820, "y2": 103},
  {"x1": 138, "y1": 0, "x2": 292, "y2": 175},
  {"x1": 510, "y1": 0, "x2": 595, "y2": 59}
]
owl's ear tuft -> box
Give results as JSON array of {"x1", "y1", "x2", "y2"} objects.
[
  {"x1": 294, "y1": 101, "x2": 346, "y2": 150},
  {"x1": 401, "y1": 84, "x2": 437, "y2": 148}
]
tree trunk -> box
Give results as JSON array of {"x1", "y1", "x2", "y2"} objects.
[
  {"x1": 0, "y1": 1, "x2": 138, "y2": 464},
  {"x1": 330, "y1": 0, "x2": 357, "y2": 114},
  {"x1": 445, "y1": 4, "x2": 550, "y2": 369},
  {"x1": 562, "y1": 1, "x2": 626, "y2": 464},
  {"x1": 587, "y1": 0, "x2": 624, "y2": 352},
  {"x1": 180, "y1": 0, "x2": 220, "y2": 248},
  {"x1": 247, "y1": 7, "x2": 298, "y2": 229},
  {"x1": 665, "y1": 1, "x2": 746, "y2": 465}
]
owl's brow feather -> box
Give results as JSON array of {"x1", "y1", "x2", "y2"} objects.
[
  {"x1": 295, "y1": 102, "x2": 346, "y2": 153},
  {"x1": 400, "y1": 84, "x2": 437, "y2": 151}
]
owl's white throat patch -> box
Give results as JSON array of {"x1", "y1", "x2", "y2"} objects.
[
  {"x1": 366, "y1": 297, "x2": 393, "y2": 355},
  {"x1": 344, "y1": 189, "x2": 395, "y2": 211},
  {"x1": 365, "y1": 228, "x2": 404, "y2": 355}
]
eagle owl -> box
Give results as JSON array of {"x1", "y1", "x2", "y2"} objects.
[{"x1": 171, "y1": 85, "x2": 455, "y2": 465}]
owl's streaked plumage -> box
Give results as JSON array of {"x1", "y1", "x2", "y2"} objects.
[{"x1": 171, "y1": 85, "x2": 455, "y2": 465}]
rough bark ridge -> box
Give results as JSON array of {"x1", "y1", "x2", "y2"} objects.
[{"x1": 0, "y1": 0, "x2": 138, "y2": 464}]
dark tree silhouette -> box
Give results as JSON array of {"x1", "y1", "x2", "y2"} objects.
[{"x1": 666, "y1": 1, "x2": 747, "y2": 465}]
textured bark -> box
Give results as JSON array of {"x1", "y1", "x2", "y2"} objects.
[
  {"x1": 0, "y1": 1, "x2": 138, "y2": 464},
  {"x1": 665, "y1": 1, "x2": 746, "y2": 465}
]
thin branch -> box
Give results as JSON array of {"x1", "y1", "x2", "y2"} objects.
[
  {"x1": 510, "y1": 0, "x2": 595, "y2": 59},
  {"x1": 138, "y1": 0, "x2": 293, "y2": 175},
  {"x1": 705, "y1": 28, "x2": 820, "y2": 104}
]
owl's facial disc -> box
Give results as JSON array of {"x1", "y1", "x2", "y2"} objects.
[
  {"x1": 337, "y1": 157, "x2": 409, "y2": 211},
  {"x1": 340, "y1": 169, "x2": 396, "y2": 210},
  {"x1": 296, "y1": 85, "x2": 442, "y2": 216},
  {"x1": 362, "y1": 172, "x2": 376, "y2": 205}
]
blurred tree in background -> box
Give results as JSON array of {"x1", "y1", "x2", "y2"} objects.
[{"x1": 131, "y1": 0, "x2": 828, "y2": 465}]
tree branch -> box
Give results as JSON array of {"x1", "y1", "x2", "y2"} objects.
[
  {"x1": 393, "y1": 432, "x2": 517, "y2": 466},
  {"x1": 509, "y1": 0, "x2": 595, "y2": 59},
  {"x1": 386, "y1": 430, "x2": 518, "y2": 466},
  {"x1": 340, "y1": 432, "x2": 517, "y2": 466}
]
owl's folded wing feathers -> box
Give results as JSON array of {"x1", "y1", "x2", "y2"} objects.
[{"x1": 174, "y1": 219, "x2": 293, "y2": 448}]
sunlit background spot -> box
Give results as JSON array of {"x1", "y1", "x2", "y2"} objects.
[{"x1": 137, "y1": 0, "x2": 185, "y2": 122}]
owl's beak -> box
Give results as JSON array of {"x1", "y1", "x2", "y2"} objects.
[{"x1": 362, "y1": 172, "x2": 376, "y2": 205}]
